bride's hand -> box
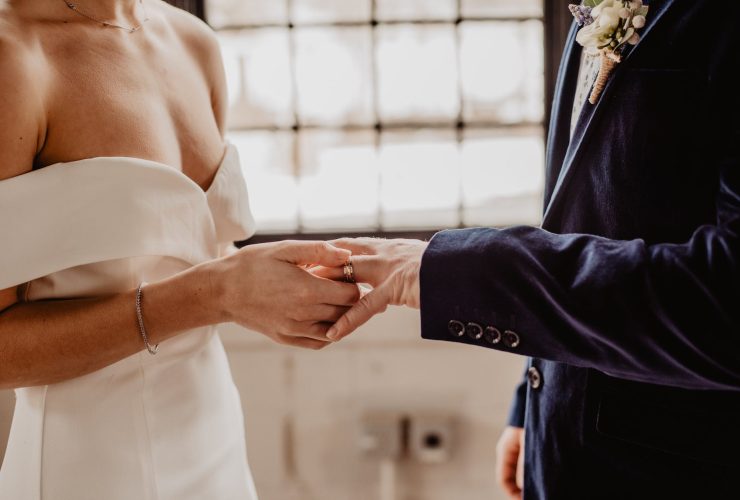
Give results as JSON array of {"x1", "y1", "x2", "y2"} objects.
[{"x1": 208, "y1": 241, "x2": 361, "y2": 349}]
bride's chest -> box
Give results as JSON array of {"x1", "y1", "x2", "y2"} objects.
[{"x1": 36, "y1": 32, "x2": 223, "y2": 183}]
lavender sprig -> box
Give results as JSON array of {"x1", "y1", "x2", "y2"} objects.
[{"x1": 568, "y1": 4, "x2": 594, "y2": 26}]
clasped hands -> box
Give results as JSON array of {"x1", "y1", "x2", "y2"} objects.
[{"x1": 211, "y1": 238, "x2": 427, "y2": 349}]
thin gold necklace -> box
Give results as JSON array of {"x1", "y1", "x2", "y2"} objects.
[{"x1": 62, "y1": 0, "x2": 150, "y2": 33}]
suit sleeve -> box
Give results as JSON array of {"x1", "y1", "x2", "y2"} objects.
[{"x1": 419, "y1": 162, "x2": 740, "y2": 390}]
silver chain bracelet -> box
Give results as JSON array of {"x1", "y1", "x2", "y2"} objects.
[{"x1": 135, "y1": 282, "x2": 159, "y2": 356}]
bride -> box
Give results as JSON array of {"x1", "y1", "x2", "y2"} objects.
[{"x1": 0, "y1": 1, "x2": 360, "y2": 499}]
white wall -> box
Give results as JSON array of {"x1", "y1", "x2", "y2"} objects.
[{"x1": 0, "y1": 307, "x2": 524, "y2": 500}]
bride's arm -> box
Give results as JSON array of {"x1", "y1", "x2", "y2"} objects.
[
  {"x1": 0, "y1": 245, "x2": 360, "y2": 390},
  {"x1": 0, "y1": 267, "x2": 223, "y2": 389}
]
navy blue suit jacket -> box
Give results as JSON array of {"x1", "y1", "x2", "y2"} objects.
[{"x1": 419, "y1": 2, "x2": 740, "y2": 498}]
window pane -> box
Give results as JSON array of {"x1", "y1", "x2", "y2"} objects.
[
  {"x1": 376, "y1": 0, "x2": 456, "y2": 21},
  {"x1": 460, "y1": 21, "x2": 543, "y2": 123},
  {"x1": 211, "y1": 1, "x2": 547, "y2": 234},
  {"x1": 376, "y1": 25, "x2": 459, "y2": 124},
  {"x1": 461, "y1": 127, "x2": 544, "y2": 227},
  {"x1": 294, "y1": 27, "x2": 374, "y2": 126},
  {"x1": 228, "y1": 131, "x2": 299, "y2": 233},
  {"x1": 298, "y1": 131, "x2": 379, "y2": 230},
  {"x1": 292, "y1": 0, "x2": 371, "y2": 23},
  {"x1": 218, "y1": 29, "x2": 295, "y2": 129},
  {"x1": 207, "y1": 0, "x2": 288, "y2": 28},
  {"x1": 461, "y1": 0, "x2": 542, "y2": 18},
  {"x1": 379, "y1": 130, "x2": 460, "y2": 229}
]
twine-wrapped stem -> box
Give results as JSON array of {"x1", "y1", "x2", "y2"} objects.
[{"x1": 588, "y1": 51, "x2": 620, "y2": 104}]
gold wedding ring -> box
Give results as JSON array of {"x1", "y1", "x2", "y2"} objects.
[{"x1": 343, "y1": 259, "x2": 356, "y2": 283}]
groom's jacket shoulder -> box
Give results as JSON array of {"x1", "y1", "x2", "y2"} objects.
[{"x1": 419, "y1": 1, "x2": 740, "y2": 392}]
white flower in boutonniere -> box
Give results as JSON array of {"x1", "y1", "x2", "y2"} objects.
[{"x1": 569, "y1": 0, "x2": 650, "y2": 104}]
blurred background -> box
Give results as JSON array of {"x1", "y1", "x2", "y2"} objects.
[{"x1": 1, "y1": 1, "x2": 573, "y2": 499}]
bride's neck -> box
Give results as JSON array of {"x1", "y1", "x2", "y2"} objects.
[
  {"x1": 69, "y1": 0, "x2": 143, "y2": 20},
  {"x1": 14, "y1": 0, "x2": 146, "y2": 24}
]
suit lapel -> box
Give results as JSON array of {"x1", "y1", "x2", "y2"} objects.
[{"x1": 541, "y1": 0, "x2": 677, "y2": 227}]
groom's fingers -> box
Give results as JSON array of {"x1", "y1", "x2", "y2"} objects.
[
  {"x1": 349, "y1": 256, "x2": 385, "y2": 285},
  {"x1": 310, "y1": 256, "x2": 384, "y2": 285},
  {"x1": 326, "y1": 283, "x2": 391, "y2": 341},
  {"x1": 331, "y1": 237, "x2": 382, "y2": 256}
]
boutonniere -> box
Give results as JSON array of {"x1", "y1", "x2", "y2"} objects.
[{"x1": 569, "y1": 0, "x2": 649, "y2": 104}]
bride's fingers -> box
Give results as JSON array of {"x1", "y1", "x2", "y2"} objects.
[
  {"x1": 283, "y1": 321, "x2": 335, "y2": 341},
  {"x1": 276, "y1": 333, "x2": 332, "y2": 350},
  {"x1": 309, "y1": 266, "x2": 344, "y2": 280},
  {"x1": 275, "y1": 240, "x2": 351, "y2": 267},
  {"x1": 312, "y1": 279, "x2": 361, "y2": 307},
  {"x1": 302, "y1": 304, "x2": 350, "y2": 323}
]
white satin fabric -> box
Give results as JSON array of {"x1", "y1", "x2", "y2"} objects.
[{"x1": 0, "y1": 144, "x2": 259, "y2": 500}]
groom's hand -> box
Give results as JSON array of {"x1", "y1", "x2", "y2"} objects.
[
  {"x1": 320, "y1": 238, "x2": 428, "y2": 341},
  {"x1": 496, "y1": 426, "x2": 525, "y2": 499}
]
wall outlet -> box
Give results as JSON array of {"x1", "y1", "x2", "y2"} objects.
[
  {"x1": 408, "y1": 414, "x2": 454, "y2": 464},
  {"x1": 357, "y1": 412, "x2": 403, "y2": 460}
]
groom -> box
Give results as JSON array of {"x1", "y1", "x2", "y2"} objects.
[{"x1": 324, "y1": 2, "x2": 740, "y2": 498}]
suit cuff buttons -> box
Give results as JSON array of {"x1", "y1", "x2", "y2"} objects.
[
  {"x1": 447, "y1": 320, "x2": 520, "y2": 349},
  {"x1": 448, "y1": 320, "x2": 466, "y2": 338}
]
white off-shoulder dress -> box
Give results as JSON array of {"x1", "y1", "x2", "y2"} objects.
[{"x1": 0, "y1": 144, "x2": 259, "y2": 500}]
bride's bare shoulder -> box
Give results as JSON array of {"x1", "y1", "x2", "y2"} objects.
[
  {"x1": 155, "y1": 1, "x2": 228, "y2": 128},
  {"x1": 0, "y1": 1, "x2": 30, "y2": 41},
  {"x1": 0, "y1": 4, "x2": 47, "y2": 180},
  {"x1": 157, "y1": 1, "x2": 221, "y2": 62}
]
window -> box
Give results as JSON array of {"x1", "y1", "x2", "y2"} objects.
[{"x1": 206, "y1": 0, "x2": 545, "y2": 235}]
